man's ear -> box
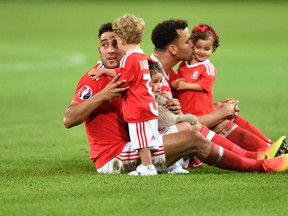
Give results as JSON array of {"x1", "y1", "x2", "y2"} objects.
[{"x1": 167, "y1": 44, "x2": 177, "y2": 56}]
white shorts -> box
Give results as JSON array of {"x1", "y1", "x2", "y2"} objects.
[
  {"x1": 128, "y1": 119, "x2": 160, "y2": 150},
  {"x1": 97, "y1": 139, "x2": 167, "y2": 174},
  {"x1": 97, "y1": 124, "x2": 188, "y2": 174}
]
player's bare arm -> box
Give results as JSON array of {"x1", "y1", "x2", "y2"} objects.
[
  {"x1": 178, "y1": 80, "x2": 204, "y2": 91},
  {"x1": 88, "y1": 68, "x2": 117, "y2": 80},
  {"x1": 63, "y1": 74, "x2": 128, "y2": 128},
  {"x1": 197, "y1": 102, "x2": 237, "y2": 129}
]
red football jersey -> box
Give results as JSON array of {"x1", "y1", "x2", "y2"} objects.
[
  {"x1": 115, "y1": 49, "x2": 158, "y2": 122},
  {"x1": 73, "y1": 62, "x2": 129, "y2": 169},
  {"x1": 173, "y1": 59, "x2": 216, "y2": 116}
]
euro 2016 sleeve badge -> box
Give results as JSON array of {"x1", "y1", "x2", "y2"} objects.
[{"x1": 78, "y1": 85, "x2": 92, "y2": 100}]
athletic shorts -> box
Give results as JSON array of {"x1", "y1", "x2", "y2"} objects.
[
  {"x1": 97, "y1": 124, "x2": 189, "y2": 174},
  {"x1": 97, "y1": 138, "x2": 167, "y2": 174},
  {"x1": 128, "y1": 119, "x2": 159, "y2": 150}
]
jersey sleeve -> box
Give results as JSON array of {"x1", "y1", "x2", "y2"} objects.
[
  {"x1": 114, "y1": 54, "x2": 136, "y2": 88},
  {"x1": 73, "y1": 71, "x2": 109, "y2": 103},
  {"x1": 197, "y1": 64, "x2": 216, "y2": 92}
]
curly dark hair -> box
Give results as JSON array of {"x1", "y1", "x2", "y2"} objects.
[
  {"x1": 191, "y1": 24, "x2": 220, "y2": 51},
  {"x1": 151, "y1": 19, "x2": 188, "y2": 50},
  {"x1": 98, "y1": 22, "x2": 113, "y2": 38}
]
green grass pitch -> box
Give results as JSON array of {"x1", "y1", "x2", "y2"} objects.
[{"x1": 1, "y1": 1, "x2": 288, "y2": 215}]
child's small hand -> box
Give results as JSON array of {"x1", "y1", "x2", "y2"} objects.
[
  {"x1": 88, "y1": 69, "x2": 103, "y2": 80},
  {"x1": 171, "y1": 78, "x2": 186, "y2": 90}
]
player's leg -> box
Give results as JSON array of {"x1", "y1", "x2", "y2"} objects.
[
  {"x1": 97, "y1": 142, "x2": 167, "y2": 174},
  {"x1": 163, "y1": 129, "x2": 210, "y2": 167},
  {"x1": 162, "y1": 122, "x2": 191, "y2": 174},
  {"x1": 163, "y1": 130, "x2": 288, "y2": 172},
  {"x1": 96, "y1": 142, "x2": 140, "y2": 174},
  {"x1": 201, "y1": 142, "x2": 288, "y2": 172},
  {"x1": 128, "y1": 120, "x2": 159, "y2": 176},
  {"x1": 233, "y1": 115, "x2": 273, "y2": 144},
  {"x1": 218, "y1": 121, "x2": 270, "y2": 151},
  {"x1": 198, "y1": 123, "x2": 257, "y2": 158},
  {"x1": 199, "y1": 124, "x2": 286, "y2": 159}
]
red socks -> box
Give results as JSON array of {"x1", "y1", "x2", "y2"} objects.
[
  {"x1": 200, "y1": 125, "x2": 257, "y2": 159},
  {"x1": 202, "y1": 142, "x2": 264, "y2": 172},
  {"x1": 220, "y1": 121, "x2": 269, "y2": 151},
  {"x1": 233, "y1": 115, "x2": 273, "y2": 144}
]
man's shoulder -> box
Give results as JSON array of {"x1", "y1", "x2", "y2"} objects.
[{"x1": 91, "y1": 61, "x2": 106, "y2": 69}]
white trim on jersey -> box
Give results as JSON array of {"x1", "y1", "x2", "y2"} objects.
[
  {"x1": 203, "y1": 60, "x2": 216, "y2": 76},
  {"x1": 119, "y1": 53, "x2": 130, "y2": 68},
  {"x1": 119, "y1": 49, "x2": 145, "y2": 68},
  {"x1": 184, "y1": 59, "x2": 216, "y2": 77},
  {"x1": 96, "y1": 61, "x2": 106, "y2": 69}
]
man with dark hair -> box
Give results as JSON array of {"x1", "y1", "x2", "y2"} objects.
[
  {"x1": 150, "y1": 19, "x2": 286, "y2": 170},
  {"x1": 64, "y1": 21, "x2": 288, "y2": 175}
]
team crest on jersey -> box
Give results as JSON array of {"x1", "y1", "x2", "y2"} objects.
[
  {"x1": 78, "y1": 85, "x2": 92, "y2": 100},
  {"x1": 191, "y1": 71, "x2": 199, "y2": 79}
]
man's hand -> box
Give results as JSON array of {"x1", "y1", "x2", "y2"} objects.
[
  {"x1": 165, "y1": 98, "x2": 182, "y2": 115},
  {"x1": 225, "y1": 98, "x2": 240, "y2": 116},
  {"x1": 98, "y1": 73, "x2": 128, "y2": 100},
  {"x1": 215, "y1": 98, "x2": 240, "y2": 117},
  {"x1": 63, "y1": 73, "x2": 128, "y2": 128},
  {"x1": 221, "y1": 102, "x2": 238, "y2": 119}
]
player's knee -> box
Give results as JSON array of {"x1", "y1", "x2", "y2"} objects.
[
  {"x1": 187, "y1": 130, "x2": 210, "y2": 151},
  {"x1": 176, "y1": 121, "x2": 194, "y2": 132}
]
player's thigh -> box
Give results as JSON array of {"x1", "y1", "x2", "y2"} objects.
[{"x1": 163, "y1": 130, "x2": 208, "y2": 166}]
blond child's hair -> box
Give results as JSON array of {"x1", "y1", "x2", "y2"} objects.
[{"x1": 112, "y1": 13, "x2": 145, "y2": 44}]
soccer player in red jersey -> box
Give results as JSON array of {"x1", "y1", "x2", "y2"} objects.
[
  {"x1": 88, "y1": 14, "x2": 159, "y2": 175},
  {"x1": 64, "y1": 21, "x2": 288, "y2": 175},
  {"x1": 150, "y1": 20, "x2": 287, "y2": 169},
  {"x1": 170, "y1": 24, "x2": 280, "y2": 152}
]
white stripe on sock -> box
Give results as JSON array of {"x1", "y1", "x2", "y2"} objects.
[{"x1": 206, "y1": 130, "x2": 216, "y2": 141}]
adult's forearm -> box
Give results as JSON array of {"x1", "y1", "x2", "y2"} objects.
[
  {"x1": 63, "y1": 97, "x2": 104, "y2": 128},
  {"x1": 197, "y1": 112, "x2": 226, "y2": 129},
  {"x1": 197, "y1": 107, "x2": 234, "y2": 129}
]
